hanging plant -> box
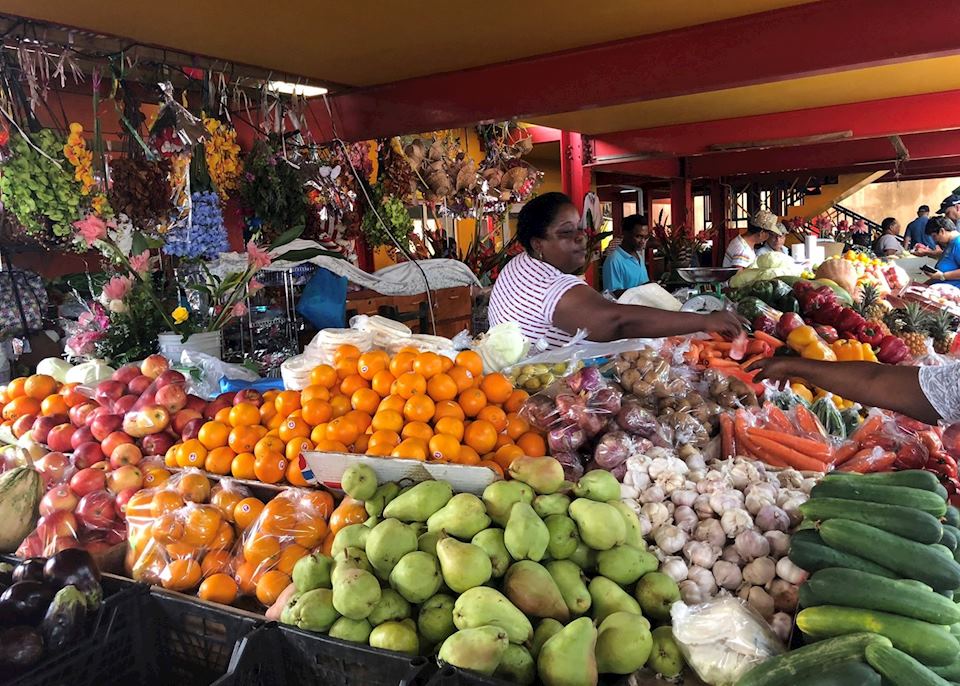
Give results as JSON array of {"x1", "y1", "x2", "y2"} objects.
[
  {"x1": 238, "y1": 137, "x2": 308, "y2": 241},
  {"x1": 202, "y1": 116, "x2": 243, "y2": 200},
  {"x1": 108, "y1": 157, "x2": 172, "y2": 232},
  {"x1": 360, "y1": 181, "x2": 414, "y2": 249},
  {"x1": 162, "y1": 190, "x2": 229, "y2": 260}
]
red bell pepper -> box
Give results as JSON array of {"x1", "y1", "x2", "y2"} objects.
[
  {"x1": 811, "y1": 303, "x2": 844, "y2": 326},
  {"x1": 855, "y1": 322, "x2": 885, "y2": 346},
  {"x1": 813, "y1": 325, "x2": 839, "y2": 343},
  {"x1": 877, "y1": 335, "x2": 910, "y2": 364},
  {"x1": 835, "y1": 308, "x2": 867, "y2": 334}
]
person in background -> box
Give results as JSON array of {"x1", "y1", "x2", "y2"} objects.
[
  {"x1": 602, "y1": 214, "x2": 650, "y2": 295},
  {"x1": 923, "y1": 216, "x2": 960, "y2": 288},
  {"x1": 904, "y1": 204, "x2": 934, "y2": 251},
  {"x1": 872, "y1": 217, "x2": 903, "y2": 257},
  {"x1": 723, "y1": 222, "x2": 770, "y2": 269},
  {"x1": 916, "y1": 195, "x2": 960, "y2": 256},
  {"x1": 755, "y1": 222, "x2": 788, "y2": 256},
  {"x1": 487, "y1": 192, "x2": 742, "y2": 350}
]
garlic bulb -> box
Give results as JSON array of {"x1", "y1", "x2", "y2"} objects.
[
  {"x1": 775, "y1": 557, "x2": 808, "y2": 585},
  {"x1": 775, "y1": 468, "x2": 804, "y2": 490},
  {"x1": 654, "y1": 525, "x2": 688, "y2": 554},
  {"x1": 709, "y1": 489, "x2": 744, "y2": 516},
  {"x1": 755, "y1": 504, "x2": 790, "y2": 533},
  {"x1": 747, "y1": 586, "x2": 775, "y2": 619},
  {"x1": 679, "y1": 579, "x2": 705, "y2": 605},
  {"x1": 742, "y1": 557, "x2": 776, "y2": 586},
  {"x1": 693, "y1": 494, "x2": 714, "y2": 519},
  {"x1": 664, "y1": 501, "x2": 676, "y2": 516},
  {"x1": 720, "y1": 508, "x2": 753, "y2": 538},
  {"x1": 688, "y1": 469, "x2": 706, "y2": 483},
  {"x1": 734, "y1": 530, "x2": 770, "y2": 562},
  {"x1": 648, "y1": 456, "x2": 689, "y2": 481},
  {"x1": 674, "y1": 505, "x2": 698, "y2": 533},
  {"x1": 671, "y1": 489, "x2": 698, "y2": 508},
  {"x1": 684, "y1": 451, "x2": 707, "y2": 473},
  {"x1": 639, "y1": 484, "x2": 666, "y2": 504},
  {"x1": 696, "y1": 472, "x2": 728, "y2": 494},
  {"x1": 780, "y1": 495, "x2": 807, "y2": 527},
  {"x1": 620, "y1": 484, "x2": 640, "y2": 501},
  {"x1": 693, "y1": 518, "x2": 726, "y2": 548},
  {"x1": 641, "y1": 502, "x2": 671, "y2": 528},
  {"x1": 712, "y1": 560, "x2": 743, "y2": 590},
  {"x1": 683, "y1": 540, "x2": 720, "y2": 569},
  {"x1": 638, "y1": 514, "x2": 653, "y2": 537},
  {"x1": 770, "y1": 612, "x2": 793, "y2": 643},
  {"x1": 661, "y1": 556, "x2": 689, "y2": 583},
  {"x1": 745, "y1": 491, "x2": 776, "y2": 516},
  {"x1": 727, "y1": 460, "x2": 761, "y2": 489},
  {"x1": 745, "y1": 481, "x2": 778, "y2": 502},
  {"x1": 687, "y1": 565, "x2": 718, "y2": 596},
  {"x1": 656, "y1": 471, "x2": 686, "y2": 494},
  {"x1": 770, "y1": 579, "x2": 799, "y2": 612},
  {"x1": 763, "y1": 531, "x2": 791, "y2": 557},
  {"x1": 801, "y1": 477, "x2": 818, "y2": 494},
  {"x1": 721, "y1": 545, "x2": 742, "y2": 565}
]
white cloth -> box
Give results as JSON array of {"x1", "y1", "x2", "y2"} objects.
[
  {"x1": 723, "y1": 235, "x2": 756, "y2": 269},
  {"x1": 919, "y1": 363, "x2": 960, "y2": 423}
]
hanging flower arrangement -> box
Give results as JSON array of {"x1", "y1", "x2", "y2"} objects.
[
  {"x1": 202, "y1": 116, "x2": 243, "y2": 200},
  {"x1": 162, "y1": 190, "x2": 229, "y2": 260},
  {"x1": 107, "y1": 157, "x2": 173, "y2": 233},
  {"x1": 63, "y1": 123, "x2": 95, "y2": 195},
  {"x1": 360, "y1": 181, "x2": 414, "y2": 250},
  {"x1": 238, "y1": 137, "x2": 308, "y2": 240}
]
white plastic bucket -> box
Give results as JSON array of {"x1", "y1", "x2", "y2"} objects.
[{"x1": 158, "y1": 330, "x2": 222, "y2": 361}]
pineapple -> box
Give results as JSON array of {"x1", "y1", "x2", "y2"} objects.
[
  {"x1": 857, "y1": 283, "x2": 891, "y2": 334},
  {"x1": 928, "y1": 310, "x2": 958, "y2": 355},
  {"x1": 886, "y1": 303, "x2": 932, "y2": 358}
]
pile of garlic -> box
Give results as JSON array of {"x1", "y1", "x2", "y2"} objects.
[{"x1": 621, "y1": 445, "x2": 814, "y2": 641}]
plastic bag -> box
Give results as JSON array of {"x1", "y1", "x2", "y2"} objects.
[
  {"x1": 178, "y1": 349, "x2": 260, "y2": 399},
  {"x1": 119, "y1": 370, "x2": 191, "y2": 438},
  {"x1": 671, "y1": 597, "x2": 785, "y2": 686},
  {"x1": 18, "y1": 485, "x2": 126, "y2": 560}
]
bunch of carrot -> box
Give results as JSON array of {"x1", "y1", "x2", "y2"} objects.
[
  {"x1": 719, "y1": 404, "x2": 835, "y2": 472},
  {"x1": 677, "y1": 332, "x2": 783, "y2": 396}
]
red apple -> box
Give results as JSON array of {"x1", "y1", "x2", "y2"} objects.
[
  {"x1": 90, "y1": 413, "x2": 124, "y2": 442},
  {"x1": 71, "y1": 426, "x2": 95, "y2": 450},
  {"x1": 141, "y1": 354, "x2": 170, "y2": 379},
  {"x1": 106, "y1": 465, "x2": 142, "y2": 494},
  {"x1": 69, "y1": 402, "x2": 98, "y2": 427},
  {"x1": 233, "y1": 389, "x2": 262, "y2": 407},
  {"x1": 185, "y1": 395, "x2": 207, "y2": 414},
  {"x1": 32, "y1": 414, "x2": 68, "y2": 444},
  {"x1": 101, "y1": 431, "x2": 133, "y2": 457},
  {"x1": 12, "y1": 414, "x2": 36, "y2": 438},
  {"x1": 122, "y1": 405, "x2": 170, "y2": 437},
  {"x1": 40, "y1": 484, "x2": 80, "y2": 516},
  {"x1": 100, "y1": 528, "x2": 125, "y2": 547},
  {"x1": 94, "y1": 380, "x2": 126, "y2": 407},
  {"x1": 35, "y1": 451, "x2": 72, "y2": 485},
  {"x1": 172, "y1": 409, "x2": 202, "y2": 435},
  {"x1": 155, "y1": 370, "x2": 185, "y2": 389},
  {"x1": 16, "y1": 533, "x2": 44, "y2": 558},
  {"x1": 180, "y1": 418, "x2": 204, "y2": 442},
  {"x1": 114, "y1": 487, "x2": 139, "y2": 520},
  {"x1": 126, "y1": 375, "x2": 152, "y2": 396},
  {"x1": 204, "y1": 396, "x2": 232, "y2": 420},
  {"x1": 109, "y1": 442, "x2": 142, "y2": 468},
  {"x1": 112, "y1": 365, "x2": 141, "y2": 385},
  {"x1": 70, "y1": 467, "x2": 106, "y2": 497},
  {"x1": 141, "y1": 432, "x2": 175, "y2": 457},
  {"x1": 39, "y1": 510, "x2": 79, "y2": 537},
  {"x1": 89, "y1": 461, "x2": 109, "y2": 472},
  {"x1": 47, "y1": 425, "x2": 77, "y2": 453},
  {"x1": 72, "y1": 441, "x2": 105, "y2": 469},
  {"x1": 113, "y1": 395, "x2": 139, "y2": 415},
  {"x1": 155, "y1": 384, "x2": 187, "y2": 414},
  {"x1": 75, "y1": 490, "x2": 116, "y2": 529}
]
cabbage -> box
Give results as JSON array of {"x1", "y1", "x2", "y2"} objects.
[
  {"x1": 729, "y1": 268, "x2": 762, "y2": 288},
  {"x1": 36, "y1": 357, "x2": 73, "y2": 383},
  {"x1": 65, "y1": 359, "x2": 115, "y2": 385},
  {"x1": 755, "y1": 251, "x2": 799, "y2": 273},
  {"x1": 475, "y1": 322, "x2": 529, "y2": 372}
]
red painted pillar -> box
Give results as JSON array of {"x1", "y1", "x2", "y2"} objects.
[
  {"x1": 709, "y1": 181, "x2": 730, "y2": 268},
  {"x1": 560, "y1": 131, "x2": 591, "y2": 210},
  {"x1": 670, "y1": 178, "x2": 693, "y2": 228}
]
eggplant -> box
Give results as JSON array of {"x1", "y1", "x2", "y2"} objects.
[
  {"x1": 0, "y1": 561, "x2": 14, "y2": 586},
  {"x1": 0, "y1": 581, "x2": 55, "y2": 625},
  {"x1": 0, "y1": 598, "x2": 18, "y2": 627},
  {"x1": 0, "y1": 625, "x2": 44, "y2": 670},
  {"x1": 43, "y1": 549, "x2": 102, "y2": 609},
  {"x1": 41, "y1": 585, "x2": 86, "y2": 653},
  {"x1": 12, "y1": 558, "x2": 46, "y2": 584}
]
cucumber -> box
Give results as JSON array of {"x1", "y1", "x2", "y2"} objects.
[
  {"x1": 865, "y1": 643, "x2": 953, "y2": 686},
  {"x1": 933, "y1": 544, "x2": 955, "y2": 560},
  {"x1": 945, "y1": 525, "x2": 960, "y2": 545},
  {"x1": 818, "y1": 519, "x2": 960, "y2": 591},
  {"x1": 797, "y1": 584, "x2": 817, "y2": 608},
  {"x1": 811, "y1": 481, "x2": 948, "y2": 517},
  {"x1": 797, "y1": 606, "x2": 960, "y2": 666},
  {"x1": 789, "y1": 538, "x2": 898, "y2": 578},
  {"x1": 823, "y1": 469, "x2": 943, "y2": 493},
  {"x1": 942, "y1": 527, "x2": 959, "y2": 552},
  {"x1": 804, "y1": 568, "x2": 960, "y2": 624},
  {"x1": 736, "y1": 633, "x2": 891, "y2": 686},
  {"x1": 799, "y1": 497, "x2": 943, "y2": 543},
  {"x1": 936, "y1": 482, "x2": 950, "y2": 501},
  {"x1": 934, "y1": 657, "x2": 960, "y2": 681},
  {"x1": 793, "y1": 660, "x2": 880, "y2": 686},
  {"x1": 900, "y1": 579, "x2": 936, "y2": 592},
  {"x1": 947, "y1": 506, "x2": 960, "y2": 528}
]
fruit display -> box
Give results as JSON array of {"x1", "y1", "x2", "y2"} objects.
[
  {"x1": 277, "y1": 459, "x2": 686, "y2": 684},
  {"x1": 505, "y1": 361, "x2": 582, "y2": 394},
  {"x1": 0, "y1": 549, "x2": 104, "y2": 676}
]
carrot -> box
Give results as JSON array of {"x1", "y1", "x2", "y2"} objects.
[
  {"x1": 746, "y1": 427, "x2": 832, "y2": 461},
  {"x1": 734, "y1": 411, "x2": 785, "y2": 466},
  {"x1": 746, "y1": 433, "x2": 829, "y2": 472},
  {"x1": 763, "y1": 406, "x2": 796, "y2": 435},
  {"x1": 719, "y1": 414, "x2": 734, "y2": 460},
  {"x1": 794, "y1": 405, "x2": 827, "y2": 438},
  {"x1": 831, "y1": 441, "x2": 861, "y2": 466},
  {"x1": 838, "y1": 449, "x2": 897, "y2": 473},
  {"x1": 707, "y1": 357, "x2": 740, "y2": 368},
  {"x1": 851, "y1": 414, "x2": 884, "y2": 442},
  {"x1": 706, "y1": 341, "x2": 733, "y2": 352},
  {"x1": 709, "y1": 332, "x2": 725, "y2": 342},
  {"x1": 745, "y1": 340, "x2": 771, "y2": 356},
  {"x1": 754, "y1": 331, "x2": 784, "y2": 349},
  {"x1": 740, "y1": 353, "x2": 765, "y2": 370}
]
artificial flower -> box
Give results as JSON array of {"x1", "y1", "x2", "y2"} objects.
[
  {"x1": 231, "y1": 302, "x2": 248, "y2": 317},
  {"x1": 74, "y1": 215, "x2": 108, "y2": 247},
  {"x1": 172, "y1": 306, "x2": 189, "y2": 324},
  {"x1": 246, "y1": 241, "x2": 271, "y2": 271},
  {"x1": 162, "y1": 191, "x2": 228, "y2": 260},
  {"x1": 248, "y1": 278, "x2": 264, "y2": 295},
  {"x1": 101, "y1": 275, "x2": 133, "y2": 302},
  {"x1": 129, "y1": 250, "x2": 150, "y2": 274}
]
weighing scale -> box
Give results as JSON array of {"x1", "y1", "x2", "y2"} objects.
[{"x1": 676, "y1": 267, "x2": 738, "y2": 313}]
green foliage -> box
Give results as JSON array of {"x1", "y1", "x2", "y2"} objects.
[
  {"x1": 94, "y1": 282, "x2": 168, "y2": 365},
  {"x1": 238, "y1": 138, "x2": 308, "y2": 238},
  {"x1": 361, "y1": 182, "x2": 414, "y2": 249}
]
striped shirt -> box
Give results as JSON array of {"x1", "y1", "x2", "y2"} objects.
[
  {"x1": 488, "y1": 252, "x2": 586, "y2": 350},
  {"x1": 723, "y1": 235, "x2": 756, "y2": 268}
]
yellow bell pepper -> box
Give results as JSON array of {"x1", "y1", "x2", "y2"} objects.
[
  {"x1": 831, "y1": 339, "x2": 864, "y2": 362},
  {"x1": 787, "y1": 325, "x2": 819, "y2": 351},
  {"x1": 790, "y1": 382, "x2": 814, "y2": 404},
  {"x1": 802, "y1": 340, "x2": 837, "y2": 361},
  {"x1": 861, "y1": 343, "x2": 878, "y2": 362}
]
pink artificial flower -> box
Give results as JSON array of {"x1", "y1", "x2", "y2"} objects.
[
  {"x1": 102, "y1": 275, "x2": 133, "y2": 302},
  {"x1": 231, "y1": 302, "x2": 248, "y2": 317},
  {"x1": 129, "y1": 250, "x2": 150, "y2": 273},
  {"x1": 246, "y1": 241, "x2": 272, "y2": 271},
  {"x1": 73, "y1": 215, "x2": 108, "y2": 247},
  {"x1": 247, "y1": 278, "x2": 264, "y2": 295},
  {"x1": 77, "y1": 312, "x2": 94, "y2": 326}
]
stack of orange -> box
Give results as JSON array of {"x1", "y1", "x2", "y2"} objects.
[
  {"x1": 169, "y1": 346, "x2": 545, "y2": 486},
  {"x1": 1, "y1": 373, "x2": 81, "y2": 434}
]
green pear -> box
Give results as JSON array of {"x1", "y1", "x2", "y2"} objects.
[
  {"x1": 417, "y1": 593, "x2": 457, "y2": 646},
  {"x1": 608, "y1": 500, "x2": 644, "y2": 549},
  {"x1": 331, "y1": 523, "x2": 370, "y2": 559},
  {"x1": 504, "y1": 502, "x2": 549, "y2": 561},
  {"x1": 418, "y1": 530, "x2": 442, "y2": 556},
  {"x1": 292, "y1": 552, "x2": 332, "y2": 593},
  {"x1": 365, "y1": 482, "x2": 400, "y2": 518},
  {"x1": 544, "y1": 514, "x2": 580, "y2": 560},
  {"x1": 568, "y1": 541, "x2": 597, "y2": 573},
  {"x1": 293, "y1": 588, "x2": 339, "y2": 632},
  {"x1": 366, "y1": 518, "x2": 418, "y2": 579},
  {"x1": 572, "y1": 470, "x2": 621, "y2": 502},
  {"x1": 328, "y1": 617, "x2": 372, "y2": 643},
  {"x1": 545, "y1": 560, "x2": 591, "y2": 617},
  {"x1": 341, "y1": 463, "x2": 378, "y2": 501},
  {"x1": 596, "y1": 611, "x2": 653, "y2": 674},
  {"x1": 568, "y1": 499, "x2": 625, "y2": 551},
  {"x1": 482, "y1": 480, "x2": 534, "y2": 527},
  {"x1": 596, "y1": 545, "x2": 659, "y2": 586},
  {"x1": 503, "y1": 561, "x2": 569, "y2": 622},
  {"x1": 332, "y1": 547, "x2": 372, "y2": 585},
  {"x1": 495, "y1": 644, "x2": 536, "y2": 686},
  {"x1": 588, "y1": 576, "x2": 641, "y2": 622},
  {"x1": 436, "y1": 538, "x2": 492, "y2": 593},
  {"x1": 530, "y1": 619, "x2": 563, "y2": 659},
  {"x1": 452, "y1": 586, "x2": 533, "y2": 644},
  {"x1": 279, "y1": 591, "x2": 303, "y2": 625},
  {"x1": 438, "y1": 626, "x2": 510, "y2": 676},
  {"x1": 369, "y1": 620, "x2": 419, "y2": 656},
  {"x1": 367, "y1": 588, "x2": 411, "y2": 626},
  {"x1": 533, "y1": 494, "x2": 571, "y2": 518},
  {"x1": 471, "y1": 528, "x2": 512, "y2": 578},
  {"x1": 508, "y1": 456, "x2": 565, "y2": 494},
  {"x1": 383, "y1": 479, "x2": 453, "y2": 522},
  {"x1": 364, "y1": 515, "x2": 380, "y2": 529},
  {"x1": 647, "y1": 625, "x2": 684, "y2": 678},
  {"x1": 537, "y1": 616, "x2": 598, "y2": 686},
  {"x1": 389, "y1": 551, "x2": 443, "y2": 604},
  {"x1": 332, "y1": 567, "x2": 381, "y2": 620},
  {"x1": 634, "y1": 572, "x2": 681, "y2": 621},
  {"x1": 427, "y1": 493, "x2": 491, "y2": 539}
]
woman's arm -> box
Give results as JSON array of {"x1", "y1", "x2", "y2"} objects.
[
  {"x1": 553, "y1": 284, "x2": 742, "y2": 340},
  {"x1": 748, "y1": 357, "x2": 941, "y2": 424}
]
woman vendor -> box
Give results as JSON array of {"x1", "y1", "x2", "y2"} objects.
[{"x1": 488, "y1": 193, "x2": 742, "y2": 350}]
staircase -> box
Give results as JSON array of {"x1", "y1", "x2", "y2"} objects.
[{"x1": 783, "y1": 170, "x2": 888, "y2": 222}]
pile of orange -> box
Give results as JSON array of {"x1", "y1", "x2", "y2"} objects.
[
  {"x1": 1, "y1": 373, "x2": 85, "y2": 432},
  {"x1": 166, "y1": 346, "x2": 545, "y2": 485}
]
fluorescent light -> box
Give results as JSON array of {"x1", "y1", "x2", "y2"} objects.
[{"x1": 268, "y1": 81, "x2": 328, "y2": 97}]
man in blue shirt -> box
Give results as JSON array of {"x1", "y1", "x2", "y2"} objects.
[
  {"x1": 925, "y1": 216, "x2": 960, "y2": 289},
  {"x1": 905, "y1": 205, "x2": 934, "y2": 251},
  {"x1": 603, "y1": 214, "x2": 650, "y2": 295}
]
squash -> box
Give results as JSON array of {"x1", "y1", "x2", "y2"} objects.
[
  {"x1": 814, "y1": 259, "x2": 859, "y2": 300},
  {"x1": 0, "y1": 465, "x2": 43, "y2": 552}
]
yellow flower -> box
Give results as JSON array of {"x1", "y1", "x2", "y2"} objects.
[{"x1": 172, "y1": 306, "x2": 189, "y2": 324}]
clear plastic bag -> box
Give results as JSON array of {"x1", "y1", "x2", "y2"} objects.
[
  {"x1": 18, "y1": 486, "x2": 126, "y2": 560},
  {"x1": 178, "y1": 349, "x2": 260, "y2": 399},
  {"x1": 671, "y1": 596, "x2": 785, "y2": 686}
]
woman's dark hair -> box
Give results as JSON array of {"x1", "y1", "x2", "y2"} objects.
[
  {"x1": 516, "y1": 192, "x2": 574, "y2": 251},
  {"x1": 926, "y1": 216, "x2": 953, "y2": 235},
  {"x1": 881, "y1": 217, "x2": 898, "y2": 232}
]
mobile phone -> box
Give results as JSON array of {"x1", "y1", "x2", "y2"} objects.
[{"x1": 921, "y1": 265, "x2": 937, "y2": 275}]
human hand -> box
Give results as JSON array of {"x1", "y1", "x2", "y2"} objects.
[
  {"x1": 746, "y1": 356, "x2": 800, "y2": 382},
  {"x1": 704, "y1": 310, "x2": 743, "y2": 339}
]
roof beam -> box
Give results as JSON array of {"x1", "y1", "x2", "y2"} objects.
[{"x1": 311, "y1": 0, "x2": 960, "y2": 141}]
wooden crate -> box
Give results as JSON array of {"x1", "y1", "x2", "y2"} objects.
[{"x1": 344, "y1": 286, "x2": 475, "y2": 337}]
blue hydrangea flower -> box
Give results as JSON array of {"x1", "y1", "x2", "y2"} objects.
[{"x1": 163, "y1": 191, "x2": 229, "y2": 260}]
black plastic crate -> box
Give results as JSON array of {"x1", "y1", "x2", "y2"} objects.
[{"x1": 213, "y1": 623, "x2": 433, "y2": 686}]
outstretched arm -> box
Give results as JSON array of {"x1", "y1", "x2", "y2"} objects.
[{"x1": 748, "y1": 357, "x2": 940, "y2": 424}]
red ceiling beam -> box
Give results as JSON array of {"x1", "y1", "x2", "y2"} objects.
[
  {"x1": 525, "y1": 125, "x2": 561, "y2": 144},
  {"x1": 310, "y1": 0, "x2": 960, "y2": 141},
  {"x1": 592, "y1": 90, "x2": 960, "y2": 160}
]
